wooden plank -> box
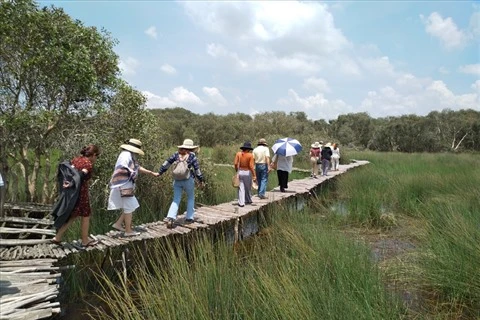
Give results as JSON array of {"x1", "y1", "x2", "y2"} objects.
[
  {"x1": 0, "y1": 227, "x2": 55, "y2": 236},
  {"x1": 0, "y1": 239, "x2": 52, "y2": 247},
  {"x1": 0, "y1": 217, "x2": 53, "y2": 226}
]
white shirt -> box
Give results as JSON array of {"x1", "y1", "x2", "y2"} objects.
[
  {"x1": 0, "y1": 173, "x2": 3, "y2": 187},
  {"x1": 332, "y1": 148, "x2": 340, "y2": 159},
  {"x1": 272, "y1": 154, "x2": 293, "y2": 173},
  {"x1": 253, "y1": 145, "x2": 270, "y2": 164}
]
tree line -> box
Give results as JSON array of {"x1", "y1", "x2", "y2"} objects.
[{"x1": 1, "y1": 0, "x2": 479, "y2": 205}]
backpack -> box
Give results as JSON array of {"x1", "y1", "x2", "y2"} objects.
[{"x1": 172, "y1": 156, "x2": 191, "y2": 180}]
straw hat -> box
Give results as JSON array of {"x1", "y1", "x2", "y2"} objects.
[
  {"x1": 178, "y1": 139, "x2": 198, "y2": 150},
  {"x1": 324, "y1": 142, "x2": 332, "y2": 148},
  {"x1": 311, "y1": 141, "x2": 321, "y2": 148},
  {"x1": 257, "y1": 138, "x2": 268, "y2": 146},
  {"x1": 120, "y1": 138, "x2": 144, "y2": 155}
]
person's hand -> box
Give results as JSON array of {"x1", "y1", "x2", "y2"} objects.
[
  {"x1": 152, "y1": 172, "x2": 160, "y2": 177},
  {"x1": 62, "y1": 180, "x2": 72, "y2": 189}
]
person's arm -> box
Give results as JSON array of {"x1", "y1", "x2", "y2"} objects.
[
  {"x1": 158, "y1": 153, "x2": 177, "y2": 175},
  {"x1": 234, "y1": 153, "x2": 240, "y2": 171},
  {"x1": 139, "y1": 166, "x2": 159, "y2": 177},
  {"x1": 249, "y1": 154, "x2": 256, "y2": 181},
  {"x1": 190, "y1": 154, "x2": 204, "y2": 182}
]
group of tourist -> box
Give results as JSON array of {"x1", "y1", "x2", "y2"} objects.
[
  {"x1": 48, "y1": 137, "x2": 339, "y2": 248},
  {"x1": 309, "y1": 141, "x2": 340, "y2": 178},
  {"x1": 51, "y1": 138, "x2": 204, "y2": 248}
]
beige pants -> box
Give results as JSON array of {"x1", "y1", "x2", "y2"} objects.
[{"x1": 310, "y1": 157, "x2": 319, "y2": 176}]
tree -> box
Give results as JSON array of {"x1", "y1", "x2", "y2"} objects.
[{"x1": 0, "y1": 0, "x2": 119, "y2": 202}]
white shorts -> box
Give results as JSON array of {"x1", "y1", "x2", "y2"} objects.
[{"x1": 107, "y1": 188, "x2": 139, "y2": 214}]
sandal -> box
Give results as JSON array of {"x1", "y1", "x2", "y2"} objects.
[
  {"x1": 81, "y1": 239, "x2": 99, "y2": 247},
  {"x1": 50, "y1": 238, "x2": 62, "y2": 246},
  {"x1": 111, "y1": 223, "x2": 125, "y2": 232},
  {"x1": 123, "y1": 231, "x2": 140, "y2": 237}
]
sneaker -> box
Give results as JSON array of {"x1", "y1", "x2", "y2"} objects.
[
  {"x1": 185, "y1": 219, "x2": 194, "y2": 224},
  {"x1": 258, "y1": 195, "x2": 267, "y2": 199}
]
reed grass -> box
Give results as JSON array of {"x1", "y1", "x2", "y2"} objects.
[{"x1": 90, "y1": 209, "x2": 404, "y2": 320}]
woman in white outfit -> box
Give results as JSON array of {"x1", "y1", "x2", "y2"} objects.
[
  {"x1": 107, "y1": 139, "x2": 158, "y2": 237},
  {"x1": 331, "y1": 143, "x2": 341, "y2": 171}
]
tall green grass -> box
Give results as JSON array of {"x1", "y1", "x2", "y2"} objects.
[
  {"x1": 334, "y1": 151, "x2": 480, "y2": 316},
  {"x1": 90, "y1": 209, "x2": 404, "y2": 320}
]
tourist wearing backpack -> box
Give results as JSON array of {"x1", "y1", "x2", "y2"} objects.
[
  {"x1": 51, "y1": 144, "x2": 101, "y2": 248},
  {"x1": 158, "y1": 139, "x2": 204, "y2": 228}
]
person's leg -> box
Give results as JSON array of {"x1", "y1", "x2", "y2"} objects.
[
  {"x1": 277, "y1": 170, "x2": 284, "y2": 192},
  {"x1": 185, "y1": 178, "x2": 195, "y2": 220},
  {"x1": 167, "y1": 180, "x2": 183, "y2": 219},
  {"x1": 54, "y1": 215, "x2": 77, "y2": 242},
  {"x1": 312, "y1": 157, "x2": 319, "y2": 177},
  {"x1": 238, "y1": 170, "x2": 247, "y2": 206},
  {"x1": 112, "y1": 214, "x2": 125, "y2": 231},
  {"x1": 123, "y1": 211, "x2": 134, "y2": 233},
  {"x1": 258, "y1": 164, "x2": 268, "y2": 197},
  {"x1": 244, "y1": 171, "x2": 253, "y2": 204},
  {"x1": 80, "y1": 216, "x2": 90, "y2": 245},
  {"x1": 278, "y1": 170, "x2": 287, "y2": 192},
  {"x1": 255, "y1": 165, "x2": 262, "y2": 195}
]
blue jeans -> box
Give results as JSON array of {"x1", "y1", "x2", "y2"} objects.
[
  {"x1": 321, "y1": 159, "x2": 330, "y2": 176},
  {"x1": 255, "y1": 163, "x2": 268, "y2": 197},
  {"x1": 167, "y1": 177, "x2": 195, "y2": 220}
]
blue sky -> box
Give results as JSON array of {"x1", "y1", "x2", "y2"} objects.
[{"x1": 39, "y1": 1, "x2": 479, "y2": 120}]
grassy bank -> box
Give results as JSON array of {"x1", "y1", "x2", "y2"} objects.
[{"x1": 90, "y1": 209, "x2": 404, "y2": 320}]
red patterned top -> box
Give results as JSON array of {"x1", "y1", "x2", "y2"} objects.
[{"x1": 71, "y1": 156, "x2": 93, "y2": 217}]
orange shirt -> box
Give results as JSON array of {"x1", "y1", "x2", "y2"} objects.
[{"x1": 234, "y1": 151, "x2": 256, "y2": 179}]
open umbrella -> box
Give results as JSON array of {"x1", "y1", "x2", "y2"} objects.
[{"x1": 272, "y1": 138, "x2": 302, "y2": 156}]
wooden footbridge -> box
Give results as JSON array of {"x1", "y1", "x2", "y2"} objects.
[{"x1": 0, "y1": 161, "x2": 368, "y2": 319}]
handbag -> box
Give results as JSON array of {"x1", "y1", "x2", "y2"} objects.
[
  {"x1": 232, "y1": 174, "x2": 240, "y2": 188},
  {"x1": 316, "y1": 157, "x2": 322, "y2": 165},
  {"x1": 120, "y1": 188, "x2": 135, "y2": 197}
]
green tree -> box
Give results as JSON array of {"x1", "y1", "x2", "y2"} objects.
[{"x1": 0, "y1": 0, "x2": 119, "y2": 202}]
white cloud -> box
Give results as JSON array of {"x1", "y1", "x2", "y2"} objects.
[
  {"x1": 118, "y1": 57, "x2": 139, "y2": 76},
  {"x1": 143, "y1": 87, "x2": 204, "y2": 109},
  {"x1": 145, "y1": 26, "x2": 158, "y2": 39},
  {"x1": 187, "y1": 2, "x2": 350, "y2": 75},
  {"x1": 161, "y1": 64, "x2": 177, "y2": 75},
  {"x1": 472, "y1": 80, "x2": 480, "y2": 93},
  {"x1": 420, "y1": 12, "x2": 468, "y2": 49},
  {"x1": 206, "y1": 43, "x2": 248, "y2": 69},
  {"x1": 277, "y1": 89, "x2": 351, "y2": 120},
  {"x1": 303, "y1": 77, "x2": 330, "y2": 93},
  {"x1": 438, "y1": 66, "x2": 449, "y2": 74},
  {"x1": 203, "y1": 87, "x2": 228, "y2": 106},
  {"x1": 359, "y1": 56, "x2": 396, "y2": 77},
  {"x1": 142, "y1": 91, "x2": 176, "y2": 109},
  {"x1": 170, "y1": 87, "x2": 204, "y2": 106},
  {"x1": 359, "y1": 77, "x2": 479, "y2": 117},
  {"x1": 459, "y1": 64, "x2": 480, "y2": 75}
]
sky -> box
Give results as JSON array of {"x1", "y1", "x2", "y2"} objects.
[{"x1": 39, "y1": 1, "x2": 480, "y2": 121}]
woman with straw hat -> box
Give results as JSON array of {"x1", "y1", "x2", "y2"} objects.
[
  {"x1": 108, "y1": 138, "x2": 159, "y2": 237},
  {"x1": 158, "y1": 139, "x2": 205, "y2": 229}
]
